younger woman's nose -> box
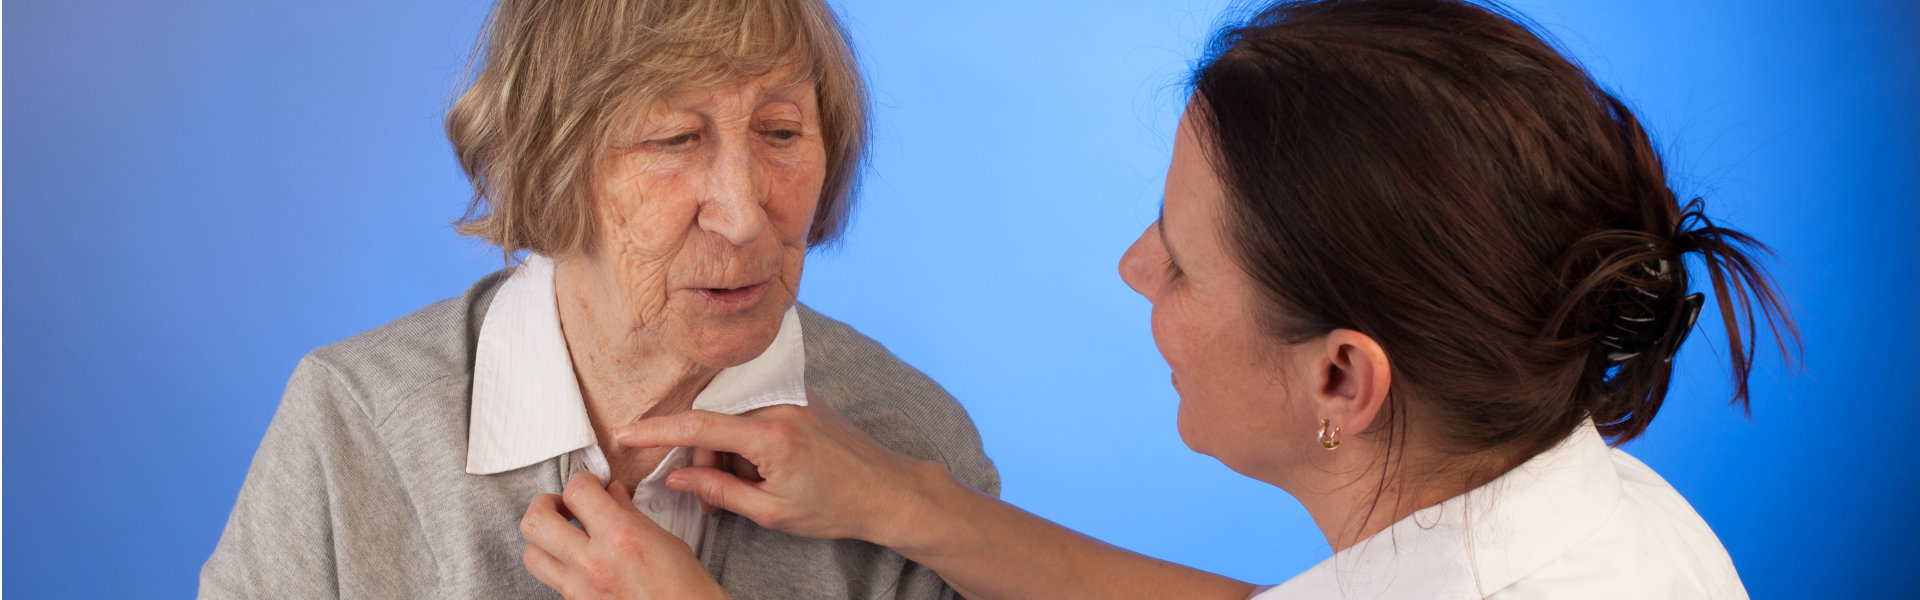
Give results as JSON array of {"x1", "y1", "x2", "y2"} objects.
[{"x1": 1119, "y1": 225, "x2": 1159, "y2": 299}]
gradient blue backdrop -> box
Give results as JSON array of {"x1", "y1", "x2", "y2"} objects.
[{"x1": 6, "y1": 0, "x2": 1916, "y2": 597}]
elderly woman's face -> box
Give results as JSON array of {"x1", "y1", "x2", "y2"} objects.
[{"x1": 580, "y1": 69, "x2": 827, "y2": 368}]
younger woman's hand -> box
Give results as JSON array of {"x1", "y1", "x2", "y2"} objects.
[{"x1": 614, "y1": 391, "x2": 954, "y2": 551}]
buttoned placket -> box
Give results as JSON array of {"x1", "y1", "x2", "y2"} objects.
[
  {"x1": 470, "y1": 254, "x2": 808, "y2": 557},
  {"x1": 571, "y1": 442, "x2": 707, "y2": 547}
]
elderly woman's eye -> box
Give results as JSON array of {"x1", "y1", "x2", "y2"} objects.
[
  {"x1": 763, "y1": 129, "x2": 802, "y2": 145},
  {"x1": 649, "y1": 133, "x2": 699, "y2": 149}
]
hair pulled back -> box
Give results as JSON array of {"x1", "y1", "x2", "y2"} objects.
[{"x1": 1188, "y1": 0, "x2": 1799, "y2": 463}]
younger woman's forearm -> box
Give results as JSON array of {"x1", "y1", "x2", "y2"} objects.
[{"x1": 879, "y1": 462, "x2": 1254, "y2": 600}]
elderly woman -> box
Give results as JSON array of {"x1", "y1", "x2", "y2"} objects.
[
  {"x1": 199, "y1": 1, "x2": 996, "y2": 598},
  {"x1": 523, "y1": 1, "x2": 1796, "y2": 598}
]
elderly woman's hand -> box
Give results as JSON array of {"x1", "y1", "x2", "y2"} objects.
[
  {"x1": 618, "y1": 392, "x2": 1259, "y2": 600},
  {"x1": 520, "y1": 473, "x2": 731, "y2": 600},
  {"x1": 613, "y1": 392, "x2": 958, "y2": 553}
]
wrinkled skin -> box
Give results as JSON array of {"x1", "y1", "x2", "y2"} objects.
[
  {"x1": 525, "y1": 67, "x2": 830, "y2": 599},
  {"x1": 558, "y1": 68, "x2": 827, "y2": 375}
]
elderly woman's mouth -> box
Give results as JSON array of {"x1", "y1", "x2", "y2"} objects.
[{"x1": 694, "y1": 281, "x2": 772, "y2": 311}]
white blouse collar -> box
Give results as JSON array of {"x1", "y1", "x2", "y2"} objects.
[
  {"x1": 1259, "y1": 422, "x2": 1623, "y2": 598},
  {"x1": 464, "y1": 254, "x2": 808, "y2": 475}
]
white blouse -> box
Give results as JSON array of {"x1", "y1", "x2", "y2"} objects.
[
  {"x1": 462, "y1": 255, "x2": 809, "y2": 552},
  {"x1": 1252, "y1": 422, "x2": 1747, "y2": 599}
]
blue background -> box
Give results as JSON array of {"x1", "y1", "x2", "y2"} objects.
[{"x1": 6, "y1": 0, "x2": 1916, "y2": 597}]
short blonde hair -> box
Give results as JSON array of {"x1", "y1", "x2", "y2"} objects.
[{"x1": 446, "y1": 0, "x2": 869, "y2": 260}]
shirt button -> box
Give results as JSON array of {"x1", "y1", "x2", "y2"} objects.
[{"x1": 648, "y1": 496, "x2": 668, "y2": 513}]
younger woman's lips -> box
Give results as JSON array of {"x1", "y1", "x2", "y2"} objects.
[{"x1": 695, "y1": 281, "x2": 770, "y2": 312}]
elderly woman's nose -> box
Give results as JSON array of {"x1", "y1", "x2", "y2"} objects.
[{"x1": 697, "y1": 145, "x2": 769, "y2": 246}]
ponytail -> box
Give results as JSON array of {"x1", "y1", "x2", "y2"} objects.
[
  {"x1": 1670, "y1": 198, "x2": 1802, "y2": 410},
  {"x1": 1554, "y1": 197, "x2": 1802, "y2": 444},
  {"x1": 1192, "y1": 0, "x2": 1802, "y2": 462}
]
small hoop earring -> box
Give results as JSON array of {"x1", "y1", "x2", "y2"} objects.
[{"x1": 1318, "y1": 419, "x2": 1341, "y2": 450}]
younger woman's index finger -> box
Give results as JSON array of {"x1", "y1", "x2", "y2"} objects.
[{"x1": 614, "y1": 410, "x2": 768, "y2": 457}]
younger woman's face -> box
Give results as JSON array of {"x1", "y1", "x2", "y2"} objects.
[{"x1": 1118, "y1": 112, "x2": 1320, "y2": 479}]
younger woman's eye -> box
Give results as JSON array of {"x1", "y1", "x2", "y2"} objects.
[{"x1": 1153, "y1": 220, "x2": 1183, "y2": 282}]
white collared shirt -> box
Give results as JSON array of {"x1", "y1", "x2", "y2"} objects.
[
  {"x1": 1252, "y1": 423, "x2": 1748, "y2": 599},
  {"x1": 464, "y1": 255, "x2": 808, "y2": 551}
]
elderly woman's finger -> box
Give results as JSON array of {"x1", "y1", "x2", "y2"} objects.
[
  {"x1": 604, "y1": 479, "x2": 661, "y2": 529},
  {"x1": 521, "y1": 493, "x2": 589, "y2": 562},
  {"x1": 522, "y1": 542, "x2": 571, "y2": 594},
  {"x1": 615, "y1": 410, "x2": 772, "y2": 457},
  {"x1": 562, "y1": 471, "x2": 639, "y2": 539}
]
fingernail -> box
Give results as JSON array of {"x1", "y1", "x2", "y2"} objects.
[{"x1": 666, "y1": 476, "x2": 691, "y2": 493}]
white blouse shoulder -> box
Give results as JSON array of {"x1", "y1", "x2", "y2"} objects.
[{"x1": 1253, "y1": 423, "x2": 1747, "y2": 599}]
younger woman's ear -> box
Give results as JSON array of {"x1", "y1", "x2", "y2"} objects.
[{"x1": 1311, "y1": 329, "x2": 1392, "y2": 435}]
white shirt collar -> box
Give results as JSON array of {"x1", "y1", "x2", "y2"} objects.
[
  {"x1": 1257, "y1": 422, "x2": 1623, "y2": 599},
  {"x1": 465, "y1": 254, "x2": 809, "y2": 476}
]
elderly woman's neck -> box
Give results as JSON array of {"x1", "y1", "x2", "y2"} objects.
[{"x1": 552, "y1": 260, "x2": 721, "y2": 434}]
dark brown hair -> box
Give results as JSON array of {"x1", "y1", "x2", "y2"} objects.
[{"x1": 1188, "y1": 0, "x2": 1800, "y2": 468}]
